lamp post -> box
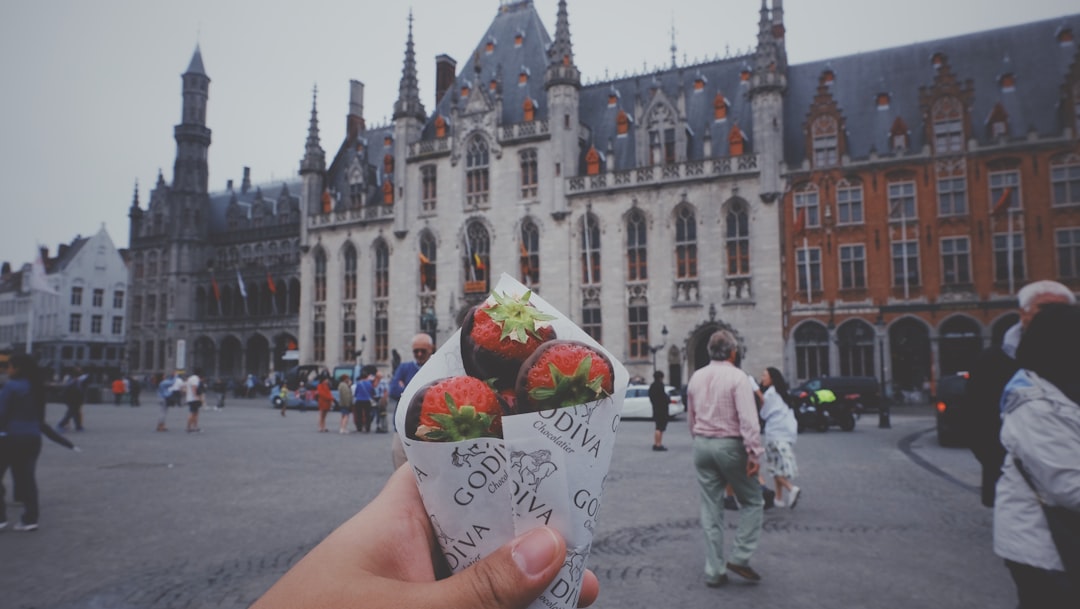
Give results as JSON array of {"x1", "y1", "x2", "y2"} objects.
[
  {"x1": 876, "y1": 317, "x2": 890, "y2": 429},
  {"x1": 355, "y1": 334, "x2": 367, "y2": 370},
  {"x1": 649, "y1": 325, "x2": 669, "y2": 374}
]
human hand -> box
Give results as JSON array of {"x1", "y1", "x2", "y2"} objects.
[
  {"x1": 252, "y1": 466, "x2": 599, "y2": 609},
  {"x1": 746, "y1": 459, "x2": 760, "y2": 477}
]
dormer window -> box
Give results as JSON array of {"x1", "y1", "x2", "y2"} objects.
[
  {"x1": 490, "y1": 79, "x2": 498, "y2": 92},
  {"x1": 461, "y1": 84, "x2": 470, "y2": 98},
  {"x1": 932, "y1": 96, "x2": 964, "y2": 154},
  {"x1": 811, "y1": 115, "x2": 839, "y2": 167},
  {"x1": 891, "y1": 117, "x2": 909, "y2": 152},
  {"x1": 877, "y1": 93, "x2": 890, "y2": 110},
  {"x1": 382, "y1": 180, "x2": 394, "y2": 205},
  {"x1": 932, "y1": 52, "x2": 946, "y2": 69},
  {"x1": 586, "y1": 146, "x2": 601, "y2": 176},
  {"x1": 821, "y1": 69, "x2": 835, "y2": 85},
  {"x1": 1000, "y1": 73, "x2": 1016, "y2": 92},
  {"x1": 383, "y1": 136, "x2": 393, "y2": 147},
  {"x1": 519, "y1": 68, "x2": 529, "y2": 85},
  {"x1": 988, "y1": 102, "x2": 1009, "y2": 138},
  {"x1": 523, "y1": 98, "x2": 535, "y2": 122},
  {"x1": 485, "y1": 39, "x2": 495, "y2": 54},
  {"x1": 740, "y1": 68, "x2": 751, "y2": 82},
  {"x1": 1058, "y1": 27, "x2": 1074, "y2": 45},
  {"x1": 608, "y1": 94, "x2": 618, "y2": 107},
  {"x1": 728, "y1": 124, "x2": 746, "y2": 156},
  {"x1": 383, "y1": 153, "x2": 394, "y2": 175},
  {"x1": 714, "y1": 93, "x2": 728, "y2": 121},
  {"x1": 616, "y1": 110, "x2": 630, "y2": 136},
  {"x1": 694, "y1": 76, "x2": 706, "y2": 92},
  {"x1": 514, "y1": 32, "x2": 524, "y2": 47},
  {"x1": 434, "y1": 115, "x2": 447, "y2": 138}
]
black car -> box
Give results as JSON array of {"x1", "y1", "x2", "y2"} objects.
[{"x1": 934, "y1": 373, "x2": 968, "y2": 447}]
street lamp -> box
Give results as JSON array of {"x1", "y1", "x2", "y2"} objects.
[
  {"x1": 649, "y1": 325, "x2": 669, "y2": 373},
  {"x1": 355, "y1": 334, "x2": 367, "y2": 369}
]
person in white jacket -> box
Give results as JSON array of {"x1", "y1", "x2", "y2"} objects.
[
  {"x1": 758, "y1": 367, "x2": 801, "y2": 508},
  {"x1": 994, "y1": 302, "x2": 1080, "y2": 608}
]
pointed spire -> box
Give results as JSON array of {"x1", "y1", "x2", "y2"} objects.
[
  {"x1": 393, "y1": 10, "x2": 426, "y2": 121},
  {"x1": 545, "y1": 0, "x2": 580, "y2": 89},
  {"x1": 301, "y1": 85, "x2": 326, "y2": 175},
  {"x1": 156, "y1": 169, "x2": 166, "y2": 189},
  {"x1": 186, "y1": 44, "x2": 206, "y2": 75},
  {"x1": 131, "y1": 180, "x2": 140, "y2": 208}
]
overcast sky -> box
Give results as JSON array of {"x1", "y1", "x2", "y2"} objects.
[{"x1": 1, "y1": 0, "x2": 1076, "y2": 268}]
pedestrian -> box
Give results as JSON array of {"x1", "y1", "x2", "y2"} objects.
[
  {"x1": 373, "y1": 370, "x2": 390, "y2": 433},
  {"x1": 111, "y1": 376, "x2": 124, "y2": 405},
  {"x1": 316, "y1": 374, "x2": 334, "y2": 433},
  {"x1": 56, "y1": 367, "x2": 87, "y2": 432},
  {"x1": 759, "y1": 367, "x2": 801, "y2": 508},
  {"x1": 184, "y1": 368, "x2": 204, "y2": 433},
  {"x1": 155, "y1": 372, "x2": 178, "y2": 432},
  {"x1": 215, "y1": 378, "x2": 226, "y2": 410},
  {"x1": 993, "y1": 303, "x2": 1080, "y2": 608},
  {"x1": 963, "y1": 280, "x2": 1076, "y2": 507},
  {"x1": 128, "y1": 375, "x2": 141, "y2": 407},
  {"x1": 388, "y1": 333, "x2": 434, "y2": 468},
  {"x1": 353, "y1": 366, "x2": 375, "y2": 433},
  {"x1": 648, "y1": 370, "x2": 669, "y2": 451},
  {"x1": 0, "y1": 353, "x2": 47, "y2": 531},
  {"x1": 249, "y1": 468, "x2": 600, "y2": 609},
  {"x1": 686, "y1": 329, "x2": 765, "y2": 586},
  {"x1": 337, "y1": 375, "x2": 354, "y2": 434}
]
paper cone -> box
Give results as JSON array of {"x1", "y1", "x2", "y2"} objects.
[{"x1": 396, "y1": 274, "x2": 628, "y2": 609}]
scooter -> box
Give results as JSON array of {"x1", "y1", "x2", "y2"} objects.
[{"x1": 793, "y1": 391, "x2": 861, "y2": 432}]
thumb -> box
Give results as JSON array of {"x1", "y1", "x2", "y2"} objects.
[{"x1": 434, "y1": 526, "x2": 566, "y2": 609}]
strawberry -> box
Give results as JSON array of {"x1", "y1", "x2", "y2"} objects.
[
  {"x1": 461, "y1": 290, "x2": 556, "y2": 389},
  {"x1": 515, "y1": 340, "x2": 615, "y2": 413},
  {"x1": 405, "y1": 376, "x2": 505, "y2": 442}
]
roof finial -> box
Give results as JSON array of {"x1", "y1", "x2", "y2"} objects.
[
  {"x1": 670, "y1": 13, "x2": 677, "y2": 69},
  {"x1": 546, "y1": 0, "x2": 580, "y2": 89}
]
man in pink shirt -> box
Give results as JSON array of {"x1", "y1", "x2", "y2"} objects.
[{"x1": 686, "y1": 329, "x2": 765, "y2": 586}]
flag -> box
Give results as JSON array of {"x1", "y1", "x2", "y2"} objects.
[
  {"x1": 29, "y1": 247, "x2": 58, "y2": 294},
  {"x1": 267, "y1": 271, "x2": 277, "y2": 294},
  {"x1": 237, "y1": 269, "x2": 248, "y2": 299},
  {"x1": 792, "y1": 208, "x2": 806, "y2": 238},
  {"x1": 211, "y1": 274, "x2": 221, "y2": 301},
  {"x1": 991, "y1": 187, "x2": 1014, "y2": 217},
  {"x1": 473, "y1": 253, "x2": 485, "y2": 270}
]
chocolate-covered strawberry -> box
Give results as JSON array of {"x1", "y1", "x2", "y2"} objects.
[
  {"x1": 461, "y1": 290, "x2": 556, "y2": 389},
  {"x1": 515, "y1": 340, "x2": 615, "y2": 413},
  {"x1": 405, "y1": 376, "x2": 505, "y2": 442}
]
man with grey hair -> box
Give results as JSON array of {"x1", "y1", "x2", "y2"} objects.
[
  {"x1": 686, "y1": 329, "x2": 765, "y2": 586},
  {"x1": 964, "y1": 280, "x2": 1076, "y2": 507}
]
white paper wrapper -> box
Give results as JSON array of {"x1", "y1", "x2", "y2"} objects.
[{"x1": 397, "y1": 274, "x2": 629, "y2": 609}]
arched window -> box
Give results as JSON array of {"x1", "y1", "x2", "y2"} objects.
[
  {"x1": 586, "y1": 146, "x2": 601, "y2": 176},
  {"x1": 419, "y1": 231, "x2": 437, "y2": 293},
  {"x1": 675, "y1": 206, "x2": 697, "y2": 279},
  {"x1": 520, "y1": 219, "x2": 540, "y2": 287},
  {"x1": 726, "y1": 204, "x2": 750, "y2": 277},
  {"x1": 939, "y1": 316, "x2": 982, "y2": 375},
  {"x1": 794, "y1": 322, "x2": 830, "y2": 380},
  {"x1": 581, "y1": 213, "x2": 601, "y2": 285},
  {"x1": 464, "y1": 222, "x2": 490, "y2": 293},
  {"x1": 374, "y1": 239, "x2": 389, "y2": 299},
  {"x1": 838, "y1": 320, "x2": 875, "y2": 376},
  {"x1": 314, "y1": 249, "x2": 327, "y2": 303},
  {"x1": 343, "y1": 244, "x2": 357, "y2": 301},
  {"x1": 616, "y1": 110, "x2": 630, "y2": 135},
  {"x1": 466, "y1": 136, "x2": 490, "y2": 206},
  {"x1": 626, "y1": 209, "x2": 647, "y2": 281}
]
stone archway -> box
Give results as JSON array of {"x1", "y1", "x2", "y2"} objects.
[
  {"x1": 193, "y1": 336, "x2": 216, "y2": 378},
  {"x1": 687, "y1": 318, "x2": 745, "y2": 373},
  {"x1": 273, "y1": 333, "x2": 298, "y2": 373},
  {"x1": 889, "y1": 317, "x2": 931, "y2": 396},
  {"x1": 246, "y1": 334, "x2": 270, "y2": 376},
  {"x1": 219, "y1": 336, "x2": 243, "y2": 380},
  {"x1": 939, "y1": 315, "x2": 982, "y2": 375}
]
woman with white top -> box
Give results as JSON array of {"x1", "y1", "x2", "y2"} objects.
[{"x1": 759, "y1": 367, "x2": 801, "y2": 508}]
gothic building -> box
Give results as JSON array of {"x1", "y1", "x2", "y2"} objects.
[
  {"x1": 126, "y1": 47, "x2": 304, "y2": 379},
  {"x1": 128, "y1": 1, "x2": 1080, "y2": 396},
  {"x1": 297, "y1": 0, "x2": 788, "y2": 385},
  {"x1": 781, "y1": 16, "x2": 1080, "y2": 396}
]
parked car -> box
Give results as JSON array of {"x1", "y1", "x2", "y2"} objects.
[
  {"x1": 934, "y1": 372, "x2": 969, "y2": 447},
  {"x1": 621, "y1": 384, "x2": 683, "y2": 420}
]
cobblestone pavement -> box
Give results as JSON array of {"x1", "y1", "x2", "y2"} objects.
[{"x1": 2, "y1": 400, "x2": 1012, "y2": 609}]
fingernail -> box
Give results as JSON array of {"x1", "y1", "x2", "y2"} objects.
[{"x1": 511, "y1": 527, "x2": 559, "y2": 576}]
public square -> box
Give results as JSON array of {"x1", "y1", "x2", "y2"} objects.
[{"x1": 3, "y1": 397, "x2": 1013, "y2": 609}]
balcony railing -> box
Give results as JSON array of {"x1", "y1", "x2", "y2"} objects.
[
  {"x1": 568, "y1": 155, "x2": 759, "y2": 195},
  {"x1": 408, "y1": 137, "x2": 452, "y2": 160},
  {"x1": 499, "y1": 119, "x2": 550, "y2": 143},
  {"x1": 307, "y1": 204, "x2": 395, "y2": 230}
]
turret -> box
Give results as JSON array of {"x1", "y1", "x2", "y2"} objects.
[
  {"x1": 393, "y1": 11, "x2": 426, "y2": 236},
  {"x1": 750, "y1": 0, "x2": 787, "y2": 203},
  {"x1": 128, "y1": 180, "x2": 143, "y2": 243},
  {"x1": 172, "y1": 45, "x2": 211, "y2": 196},
  {"x1": 545, "y1": 0, "x2": 581, "y2": 218}
]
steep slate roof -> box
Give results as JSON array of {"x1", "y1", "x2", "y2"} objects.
[
  {"x1": 324, "y1": 124, "x2": 395, "y2": 200},
  {"x1": 579, "y1": 57, "x2": 756, "y2": 171},
  {"x1": 206, "y1": 179, "x2": 302, "y2": 234},
  {"x1": 419, "y1": 1, "x2": 552, "y2": 139},
  {"x1": 784, "y1": 14, "x2": 1080, "y2": 167},
  {"x1": 52, "y1": 237, "x2": 89, "y2": 272}
]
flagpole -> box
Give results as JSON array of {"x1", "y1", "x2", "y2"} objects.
[
  {"x1": 902, "y1": 215, "x2": 909, "y2": 301},
  {"x1": 463, "y1": 233, "x2": 476, "y2": 282},
  {"x1": 583, "y1": 211, "x2": 593, "y2": 285},
  {"x1": 1007, "y1": 208, "x2": 1015, "y2": 296}
]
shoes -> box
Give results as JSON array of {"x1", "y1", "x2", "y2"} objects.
[
  {"x1": 788, "y1": 486, "x2": 801, "y2": 509},
  {"x1": 156, "y1": 424, "x2": 168, "y2": 432},
  {"x1": 726, "y1": 562, "x2": 761, "y2": 582},
  {"x1": 705, "y1": 574, "x2": 729, "y2": 588},
  {"x1": 0, "y1": 519, "x2": 7, "y2": 530},
  {"x1": 339, "y1": 429, "x2": 347, "y2": 435},
  {"x1": 774, "y1": 497, "x2": 786, "y2": 508},
  {"x1": 319, "y1": 429, "x2": 329, "y2": 433},
  {"x1": 723, "y1": 496, "x2": 739, "y2": 511},
  {"x1": 652, "y1": 445, "x2": 668, "y2": 451},
  {"x1": 13, "y1": 521, "x2": 39, "y2": 532},
  {"x1": 55, "y1": 424, "x2": 68, "y2": 433}
]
